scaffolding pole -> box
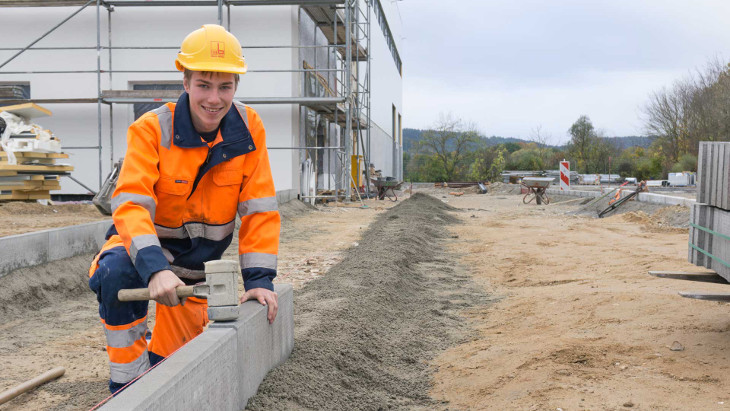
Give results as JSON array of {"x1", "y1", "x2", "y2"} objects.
[
  {"x1": 344, "y1": 0, "x2": 352, "y2": 201},
  {"x1": 1, "y1": 0, "x2": 373, "y2": 202}
]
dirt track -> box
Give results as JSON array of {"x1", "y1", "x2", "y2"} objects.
[{"x1": 3, "y1": 186, "x2": 730, "y2": 410}]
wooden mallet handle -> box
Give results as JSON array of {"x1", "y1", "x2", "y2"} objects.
[
  {"x1": 118, "y1": 286, "x2": 195, "y2": 301},
  {"x1": 0, "y1": 366, "x2": 65, "y2": 405}
]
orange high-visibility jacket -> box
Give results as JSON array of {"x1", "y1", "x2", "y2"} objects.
[{"x1": 103, "y1": 92, "x2": 280, "y2": 290}]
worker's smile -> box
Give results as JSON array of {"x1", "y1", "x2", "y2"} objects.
[{"x1": 202, "y1": 106, "x2": 223, "y2": 113}]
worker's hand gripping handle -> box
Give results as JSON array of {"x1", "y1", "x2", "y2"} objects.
[{"x1": 118, "y1": 286, "x2": 195, "y2": 302}]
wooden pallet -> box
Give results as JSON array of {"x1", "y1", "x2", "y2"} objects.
[
  {"x1": 0, "y1": 150, "x2": 72, "y2": 201},
  {"x1": 0, "y1": 152, "x2": 67, "y2": 159},
  {"x1": 0, "y1": 179, "x2": 61, "y2": 191},
  {"x1": 0, "y1": 190, "x2": 51, "y2": 200}
]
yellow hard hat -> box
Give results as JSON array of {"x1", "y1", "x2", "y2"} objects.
[{"x1": 175, "y1": 24, "x2": 247, "y2": 74}]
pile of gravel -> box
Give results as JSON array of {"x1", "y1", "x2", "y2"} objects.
[{"x1": 247, "y1": 193, "x2": 488, "y2": 410}]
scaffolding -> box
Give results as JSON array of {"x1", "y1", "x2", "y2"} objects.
[{"x1": 0, "y1": 0, "x2": 372, "y2": 201}]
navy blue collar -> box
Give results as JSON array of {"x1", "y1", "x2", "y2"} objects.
[{"x1": 173, "y1": 92, "x2": 251, "y2": 148}]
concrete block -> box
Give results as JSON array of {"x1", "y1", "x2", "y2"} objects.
[
  {"x1": 690, "y1": 203, "x2": 709, "y2": 268},
  {"x1": 101, "y1": 328, "x2": 239, "y2": 411},
  {"x1": 689, "y1": 204, "x2": 694, "y2": 264},
  {"x1": 546, "y1": 188, "x2": 600, "y2": 199},
  {"x1": 101, "y1": 283, "x2": 294, "y2": 410},
  {"x1": 0, "y1": 231, "x2": 49, "y2": 277},
  {"x1": 276, "y1": 188, "x2": 298, "y2": 205},
  {"x1": 209, "y1": 283, "x2": 294, "y2": 407},
  {"x1": 697, "y1": 142, "x2": 707, "y2": 203},
  {"x1": 697, "y1": 142, "x2": 730, "y2": 210},
  {"x1": 0, "y1": 189, "x2": 296, "y2": 277},
  {"x1": 688, "y1": 203, "x2": 730, "y2": 281},
  {"x1": 48, "y1": 220, "x2": 109, "y2": 261},
  {"x1": 0, "y1": 220, "x2": 110, "y2": 279},
  {"x1": 547, "y1": 188, "x2": 698, "y2": 208},
  {"x1": 634, "y1": 192, "x2": 695, "y2": 207}
]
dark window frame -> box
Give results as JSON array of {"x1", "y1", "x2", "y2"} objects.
[
  {"x1": 0, "y1": 82, "x2": 30, "y2": 100},
  {"x1": 130, "y1": 81, "x2": 184, "y2": 120},
  {"x1": 371, "y1": 0, "x2": 402, "y2": 75}
]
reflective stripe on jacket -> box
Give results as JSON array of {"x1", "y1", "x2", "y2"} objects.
[{"x1": 104, "y1": 92, "x2": 280, "y2": 290}]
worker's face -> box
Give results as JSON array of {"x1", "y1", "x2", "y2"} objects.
[{"x1": 184, "y1": 71, "x2": 237, "y2": 134}]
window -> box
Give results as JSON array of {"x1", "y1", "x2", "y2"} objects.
[
  {"x1": 371, "y1": 0, "x2": 402, "y2": 75},
  {"x1": 398, "y1": 112, "x2": 402, "y2": 147},
  {"x1": 392, "y1": 104, "x2": 397, "y2": 141},
  {"x1": 0, "y1": 82, "x2": 30, "y2": 101},
  {"x1": 131, "y1": 82, "x2": 184, "y2": 120}
]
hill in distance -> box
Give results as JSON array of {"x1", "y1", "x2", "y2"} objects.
[{"x1": 403, "y1": 128, "x2": 654, "y2": 153}]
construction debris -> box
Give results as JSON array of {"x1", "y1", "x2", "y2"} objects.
[
  {"x1": 0, "y1": 103, "x2": 72, "y2": 201},
  {"x1": 598, "y1": 181, "x2": 648, "y2": 218}
]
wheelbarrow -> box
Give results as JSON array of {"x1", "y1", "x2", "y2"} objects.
[
  {"x1": 521, "y1": 177, "x2": 553, "y2": 205},
  {"x1": 373, "y1": 178, "x2": 403, "y2": 201}
]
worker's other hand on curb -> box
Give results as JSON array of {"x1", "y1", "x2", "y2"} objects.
[
  {"x1": 241, "y1": 288, "x2": 278, "y2": 324},
  {"x1": 149, "y1": 269, "x2": 185, "y2": 307}
]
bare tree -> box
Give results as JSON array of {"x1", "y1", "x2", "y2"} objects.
[
  {"x1": 643, "y1": 58, "x2": 730, "y2": 167},
  {"x1": 642, "y1": 79, "x2": 692, "y2": 163},
  {"x1": 530, "y1": 124, "x2": 553, "y2": 170},
  {"x1": 417, "y1": 114, "x2": 480, "y2": 182}
]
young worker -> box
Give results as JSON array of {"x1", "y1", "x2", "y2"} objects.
[{"x1": 88, "y1": 24, "x2": 280, "y2": 393}]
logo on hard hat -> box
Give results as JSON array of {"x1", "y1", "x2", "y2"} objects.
[{"x1": 211, "y1": 41, "x2": 225, "y2": 58}]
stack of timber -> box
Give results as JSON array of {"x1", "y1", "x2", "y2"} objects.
[
  {"x1": 689, "y1": 142, "x2": 730, "y2": 279},
  {"x1": 0, "y1": 103, "x2": 72, "y2": 201},
  {"x1": 0, "y1": 152, "x2": 71, "y2": 200}
]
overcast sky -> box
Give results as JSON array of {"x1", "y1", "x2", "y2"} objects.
[{"x1": 396, "y1": 0, "x2": 730, "y2": 144}]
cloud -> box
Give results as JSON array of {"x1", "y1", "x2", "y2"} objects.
[
  {"x1": 399, "y1": 0, "x2": 730, "y2": 140},
  {"x1": 404, "y1": 68, "x2": 682, "y2": 143}
]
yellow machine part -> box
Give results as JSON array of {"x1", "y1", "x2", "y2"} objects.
[{"x1": 351, "y1": 155, "x2": 363, "y2": 189}]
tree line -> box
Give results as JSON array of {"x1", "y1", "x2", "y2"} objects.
[{"x1": 405, "y1": 59, "x2": 730, "y2": 182}]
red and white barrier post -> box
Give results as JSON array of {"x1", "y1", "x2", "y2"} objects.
[{"x1": 559, "y1": 160, "x2": 570, "y2": 191}]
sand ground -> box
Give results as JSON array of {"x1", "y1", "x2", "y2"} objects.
[
  {"x1": 1, "y1": 186, "x2": 728, "y2": 410},
  {"x1": 429, "y1": 186, "x2": 727, "y2": 411}
]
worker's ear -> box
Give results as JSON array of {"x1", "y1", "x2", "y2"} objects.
[{"x1": 183, "y1": 76, "x2": 190, "y2": 93}]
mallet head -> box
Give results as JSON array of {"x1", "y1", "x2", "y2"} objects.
[{"x1": 200, "y1": 260, "x2": 240, "y2": 322}]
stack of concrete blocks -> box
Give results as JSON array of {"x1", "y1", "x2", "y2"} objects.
[{"x1": 689, "y1": 142, "x2": 730, "y2": 280}]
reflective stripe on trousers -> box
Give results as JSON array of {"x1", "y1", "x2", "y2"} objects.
[{"x1": 89, "y1": 246, "x2": 208, "y2": 384}]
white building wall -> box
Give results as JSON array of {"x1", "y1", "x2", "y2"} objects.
[
  {"x1": 0, "y1": 5, "x2": 298, "y2": 195},
  {"x1": 0, "y1": 2, "x2": 402, "y2": 195},
  {"x1": 365, "y1": 0, "x2": 403, "y2": 180}
]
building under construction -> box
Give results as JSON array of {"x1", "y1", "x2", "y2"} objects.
[{"x1": 0, "y1": 0, "x2": 404, "y2": 202}]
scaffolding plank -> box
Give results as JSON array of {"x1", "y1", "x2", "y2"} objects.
[
  {"x1": 303, "y1": 5, "x2": 367, "y2": 58},
  {"x1": 101, "y1": 90, "x2": 182, "y2": 99},
  {"x1": 0, "y1": 152, "x2": 69, "y2": 160},
  {"x1": 0, "y1": 180, "x2": 60, "y2": 191},
  {"x1": 0, "y1": 0, "x2": 91, "y2": 6},
  {"x1": 0, "y1": 98, "x2": 99, "y2": 104},
  {"x1": 0, "y1": 0, "x2": 344, "y2": 6},
  {"x1": 0, "y1": 164, "x2": 73, "y2": 172},
  {"x1": 0, "y1": 102, "x2": 52, "y2": 119},
  {"x1": 102, "y1": 93, "x2": 346, "y2": 107},
  {"x1": 1, "y1": 152, "x2": 49, "y2": 159},
  {"x1": 0, "y1": 190, "x2": 51, "y2": 200}
]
